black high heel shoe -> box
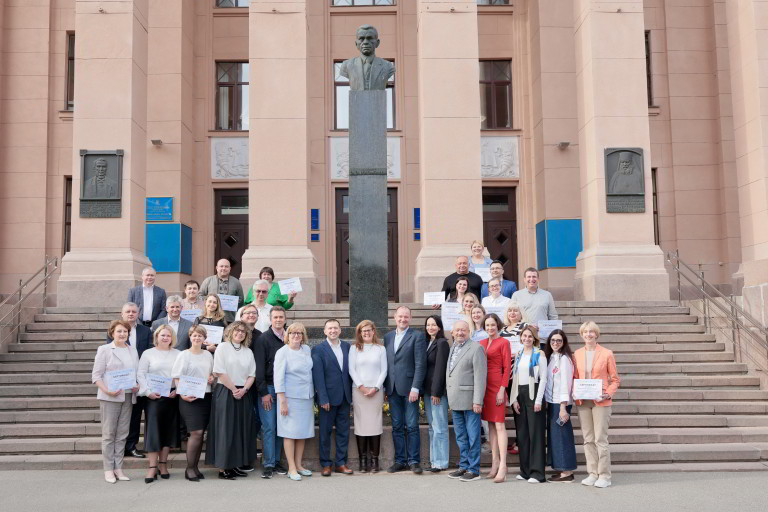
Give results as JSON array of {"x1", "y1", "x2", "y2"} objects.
[
  {"x1": 195, "y1": 469, "x2": 205, "y2": 480},
  {"x1": 185, "y1": 469, "x2": 200, "y2": 482},
  {"x1": 218, "y1": 469, "x2": 236, "y2": 480},
  {"x1": 158, "y1": 461, "x2": 170, "y2": 479},
  {"x1": 144, "y1": 466, "x2": 158, "y2": 484}
]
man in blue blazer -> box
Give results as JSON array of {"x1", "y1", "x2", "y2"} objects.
[
  {"x1": 311, "y1": 319, "x2": 354, "y2": 476},
  {"x1": 480, "y1": 260, "x2": 517, "y2": 300},
  {"x1": 127, "y1": 267, "x2": 167, "y2": 326},
  {"x1": 383, "y1": 306, "x2": 427, "y2": 474}
]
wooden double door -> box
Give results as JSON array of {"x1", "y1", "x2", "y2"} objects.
[
  {"x1": 482, "y1": 187, "x2": 518, "y2": 285},
  {"x1": 335, "y1": 188, "x2": 399, "y2": 302},
  {"x1": 214, "y1": 189, "x2": 248, "y2": 279}
]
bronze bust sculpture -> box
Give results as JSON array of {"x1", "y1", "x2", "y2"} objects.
[{"x1": 339, "y1": 24, "x2": 395, "y2": 91}]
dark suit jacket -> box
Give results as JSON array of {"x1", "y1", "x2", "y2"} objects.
[
  {"x1": 339, "y1": 56, "x2": 395, "y2": 91},
  {"x1": 423, "y1": 337, "x2": 450, "y2": 398},
  {"x1": 252, "y1": 328, "x2": 285, "y2": 397},
  {"x1": 105, "y1": 323, "x2": 152, "y2": 359},
  {"x1": 480, "y1": 279, "x2": 518, "y2": 300},
  {"x1": 383, "y1": 327, "x2": 426, "y2": 397},
  {"x1": 151, "y1": 317, "x2": 194, "y2": 351},
  {"x1": 311, "y1": 340, "x2": 353, "y2": 407},
  {"x1": 127, "y1": 286, "x2": 167, "y2": 322}
]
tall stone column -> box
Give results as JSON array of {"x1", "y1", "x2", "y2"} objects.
[
  {"x1": 572, "y1": 0, "x2": 669, "y2": 301},
  {"x1": 414, "y1": 0, "x2": 484, "y2": 298},
  {"x1": 726, "y1": 0, "x2": 768, "y2": 323},
  {"x1": 240, "y1": 0, "x2": 317, "y2": 302},
  {"x1": 58, "y1": 0, "x2": 151, "y2": 306}
]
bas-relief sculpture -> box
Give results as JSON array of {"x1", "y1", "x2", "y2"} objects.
[
  {"x1": 330, "y1": 136, "x2": 400, "y2": 180},
  {"x1": 79, "y1": 149, "x2": 123, "y2": 218},
  {"x1": 481, "y1": 136, "x2": 520, "y2": 178},
  {"x1": 604, "y1": 148, "x2": 645, "y2": 213},
  {"x1": 211, "y1": 137, "x2": 248, "y2": 179},
  {"x1": 339, "y1": 25, "x2": 395, "y2": 91}
]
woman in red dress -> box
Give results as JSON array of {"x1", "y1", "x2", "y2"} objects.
[{"x1": 478, "y1": 313, "x2": 511, "y2": 483}]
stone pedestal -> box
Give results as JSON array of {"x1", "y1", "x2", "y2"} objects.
[{"x1": 348, "y1": 90, "x2": 388, "y2": 328}]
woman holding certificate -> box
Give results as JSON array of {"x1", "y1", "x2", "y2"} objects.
[
  {"x1": 206, "y1": 321, "x2": 258, "y2": 480},
  {"x1": 543, "y1": 329, "x2": 577, "y2": 482},
  {"x1": 171, "y1": 325, "x2": 214, "y2": 482},
  {"x1": 573, "y1": 321, "x2": 620, "y2": 489},
  {"x1": 194, "y1": 295, "x2": 229, "y2": 353},
  {"x1": 275, "y1": 322, "x2": 315, "y2": 481},
  {"x1": 92, "y1": 320, "x2": 140, "y2": 483},
  {"x1": 510, "y1": 325, "x2": 548, "y2": 483},
  {"x1": 258, "y1": 266, "x2": 297, "y2": 310},
  {"x1": 138, "y1": 325, "x2": 181, "y2": 483}
]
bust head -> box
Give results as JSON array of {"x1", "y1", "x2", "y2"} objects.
[{"x1": 355, "y1": 24, "x2": 380, "y2": 58}]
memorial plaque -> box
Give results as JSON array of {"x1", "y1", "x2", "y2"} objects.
[
  {"x1": 79, "y1": 149, "x2": 123, "y2": 218},
  {"x1": 604, "y1": 148, "x2": 645, "y2": 213}
]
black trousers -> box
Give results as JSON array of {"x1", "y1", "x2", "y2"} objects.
[
  {"x1": 517, "y1": 384, "x2": 546, "y2": 482},
  {"x1": 124, "y1": 396, "x2": 147, "y2": 453}
]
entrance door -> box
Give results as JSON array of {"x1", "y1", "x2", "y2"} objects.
[
  {"x1": 482, "y1": 187, "x2": 518, "y2": 285},
  {"x1": 335, "y1": 188, "x2": 399, "y2": 302},
  {"x1": 214, "y1": 189, "x2": 248, "y2": 279}
]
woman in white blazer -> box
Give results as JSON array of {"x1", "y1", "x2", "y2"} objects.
[{"x1": 92, "y1": 320, "x2": 139, "y2": 484}]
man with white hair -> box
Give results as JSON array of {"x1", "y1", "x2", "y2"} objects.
[
  {"x1": 151, "y1": 295, "x2": 194, "y2": 350},
  {"x1": 127, "y1": 267, "x2": 167, "y2": 327}
]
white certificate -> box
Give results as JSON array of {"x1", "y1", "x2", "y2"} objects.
[
  {"x1": 537, "y1": 320, "x2": 562, "y2": 342},
  {"x1": 147, "y1": 374, "x2": 173, "y2": 397},
  {"x1": 423, "y1": 292, "x2": 445, "y2": 306},
  {"x1": 177, "y1": 375, "x2": 207, "y2": 399},
  {"x1": 573, "y1": 379, "x2": 603, "y2": 400},
  {"x1": 278, "y1": 277, "x2": 303, "y2": 295},
  {"x1": 440, "y1": 302, "x2": 463, "y2": 331},
  {"x1": 218, "y1": 294, "x2": 239, "y2": 312},
  {"x1": 504, "y1": 336, "x2": 522, "y2": 355},
  {"x1": 180, "y1": 309, "x2": 200, "y2": 322},
  {"x1": 105, "y1": 368, "x2": 136, "y2": 392},
  {"x1": 485, "y1": 305, "x2": 507, "y2": 318},
  {"x1": 475, "y1": 267, "x2": 492, "y2": 282},
  {"x1": 205, "y1": 325, "x2": 224, "y2": 345}
]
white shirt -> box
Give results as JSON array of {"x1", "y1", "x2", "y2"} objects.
[
  {"x1": 482, "y1": 294, "x2": 511, "y2": 309},
  {"x1": 255, "y1": 303, "x2": 272, "y2": 332},
  {"x1": 327, "y1": 339, "x2": 344, "y2": 370},
  {"x1": 129, "y1": 324, "x2": 137, "y2": 347},
  {"x1": 167, "y1": 318, "x2": 180, "y2": 335},
  {"x1": 545, "y1": 353, "x2": 574, "y2": 405},
  {"x1": 394, "y1": 327, "x2": 408, "y2": 352},
  {"x1": 171, "y1": 349, "x2": 214, "y2": 393},
  {"x1": 349, "y1": 344, "x2": 387, "y2": 389},
  {"x1": 212, "y1": 342, "x2": 256, "y2": 387},
  {"x1": 142, "y1": 286, "x2": 154, "y2": 321},
  {"x1": 137, "y1": 348, "x2": 180, "y2": 396}
]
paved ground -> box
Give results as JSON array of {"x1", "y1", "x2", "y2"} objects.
[{"x1": 2, "y1": 469, "x2": 767, "y2": 512}]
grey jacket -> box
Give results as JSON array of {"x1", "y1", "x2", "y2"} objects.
[
  {"x1": 151, "y1": 317, "x2": 194, "y2": 351},
  {"x1": 445, "y1": 340, "x2": 487, "y2": 411}
]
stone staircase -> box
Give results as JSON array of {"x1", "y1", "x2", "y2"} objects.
[{"x1": 0, "y1": 301, "x2": 767, "y2": 471}]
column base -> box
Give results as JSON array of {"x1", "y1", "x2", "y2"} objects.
[
  {"x1": 240, "y1": 246, "x2": 318, "y2": 304},
  {"x1": 57, "y1": 249, "x2": 152, "y2": 307},
  {"x1": 573, "y1": 244, "x2": 670, "y2": 301},
  {"x1": 414, "y1": 244, "x2": 469, "y2": 301}
]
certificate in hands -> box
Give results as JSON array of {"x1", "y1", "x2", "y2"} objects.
[
  {"x1": 423, "y1": 292, "x2": 445, "y2": 306},
  {"x1": 440, "y1": 302, "x2": 463, "y2": 331},
  {"x1": 106, "y1": 368, "x2": 136, "y2": 392},
  {"x1": 205, "y1": 325, "x2": 224, "y2": 345},
  {"x1": 537, "y1": 320, "x2": 562, "y2": 341},
  {"x1": 278, "y1": 277, "x2": 303, "y2": 295},
  {"x1": 218, "y1": 294, "x2": 239, "y2": 312},
  {"x1": 573, "y1": 379, "x2": 603, "y2": 400},
  {"x1": 475, "y1": 267, "x2": 492, "y2": 282},
  {"x1": 177, "y1": 375, "x2": 207, "y2": 399},
  {"x1": 180, "y1": 308, "x2": 201, "y2": 322},
  {"x1": 147, "y1": 374, "x2": 173, "y2": 397}
]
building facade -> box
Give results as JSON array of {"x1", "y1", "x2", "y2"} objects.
[{"x1": 1, "y1": 0, "x2": 767, "y2": 318}]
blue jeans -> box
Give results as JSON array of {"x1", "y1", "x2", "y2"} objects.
[
  {"x1": 452, "y1": 409, "x2": 482, "y2": 475},
  {"x1": 388, "y1": 393, "x2": 421, "y2": 465},
  {"x1": 424, "y1": 395, "x2": 449, "y2": 469},
  {"x1": 256, "y1": 385, "x2": 283, "y2": 468}
]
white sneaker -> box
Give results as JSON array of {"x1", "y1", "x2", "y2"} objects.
[
  {"x1": 516, "y1": 474, "x2": 526, "y2": 481},
  {"x1": 527, "y1": 477, "x2": 540, "y2": 484},
  {"x1": 594, "y1": 479, "x2": 611, "y2": 488},
  {"x1": 581, "y1": 475, "x2": 598, "y2": 486}
]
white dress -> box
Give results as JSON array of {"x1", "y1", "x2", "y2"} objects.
[
  {"x1": 348, "y1": 344, "x2": 387, "y2": 435},
  {"x1": 274, "y1": 345, "x2": 315, "y2": 439}
]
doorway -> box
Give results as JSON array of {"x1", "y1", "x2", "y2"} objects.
[
  {"x1": 335, "y1": 187, "x2": 399, "y2": 302},
  {"x1": 482, "y1": 187, "x2": 518, "y2": 285},
  {"x1": 214, "y1": 189, "x2": 248, "y2": 279}
]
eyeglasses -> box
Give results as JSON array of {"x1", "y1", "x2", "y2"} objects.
[
  {"x1": 288, "y1": 332, "x2": 303, "y2": 337},
  {"x1": 255, "y1": 290, "x2": 268, "y2": 294},
  {"x1": 242, "y1": 310, "x2": 258, "y2": 315},
  {"x1": 234, "y1": 329, "x2": 247, "y2": 334},
  {"x1": 550, "y1": 338, "x2": 564, "y2": 344},
  {"x1": 361, "y1": 329, "x2": 374, "y2": 334}
]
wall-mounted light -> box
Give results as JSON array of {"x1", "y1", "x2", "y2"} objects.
[
  {"x1": 151, "y1": 139, "x2": 163, "y2": 146},
  {"x1": 556, "y1": 141, "x2": 570, "y2": 150}
]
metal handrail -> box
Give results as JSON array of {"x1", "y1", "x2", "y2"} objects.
[{"x1": 0, "y1": 256, "x2": 59, "y2": 346}]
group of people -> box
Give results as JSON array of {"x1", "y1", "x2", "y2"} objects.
[{"x1": 92, "y1": 246, "x2": 620, "y2": 488}]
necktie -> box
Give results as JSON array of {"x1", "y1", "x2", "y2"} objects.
[{"x1": 364, "y1": 60, "x2": 371, "y2": 88}]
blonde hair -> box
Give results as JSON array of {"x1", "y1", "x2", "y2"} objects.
[
  {"x1": 153, "y1": 324, "x2": 178, "y2": 348},
  {"x1": 503, "y1": 301, "x2": 526, "y2": 327},
  {"x1": 355, "y1": 319, "x2": 382, "y2": 350},
  {"x1": 470, "y1": 305, "x2": 487, "y2": 330},
  {"x1": 285, "y1": 322, "x2": 308, "y2": 345},
  {"x1": 579, "y1": 320, "x2": 601, "y2": 338},
  {"x1": 201, "y1": 294, "x2": 226, "y2": 322},
  {"x1": 461, "y1": 293, "x2": 479, "y2": 313},
  {"x1": 223, "y1": 321, "x2": 253, "y2": 348},
  {"x1": 470, "y1": 240, "x2": 484, "y2": 249}
]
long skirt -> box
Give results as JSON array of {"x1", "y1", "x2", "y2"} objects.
[
  {"x1": 546, "y1": 402, "x2": 577, "y2": 471},
  {"x1": 178, "y1": 392, "x2": 212, "y2": 432},
  {"x1": 205, "y1": 384, "x2": 258, "y2": 469},
  {"x1": 352, "y1": 386, "x2": 384, "y2": 436},
  {"x1": 144, "y1": 395, "x2": 180, "y2": 452}
]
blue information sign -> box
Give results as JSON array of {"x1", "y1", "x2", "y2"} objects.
[{"x1": 146, "y1": 197, "x2": 173, "y2": 221}]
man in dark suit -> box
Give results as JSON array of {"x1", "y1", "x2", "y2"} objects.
[
  {"x1": 150, "y1": 295, "x2": 193, "y2": 350},
  {"x1": 127, "y1": 267, "x2": 167, "y2": 327},
  {"x1": 106, "y1": 302, "x2": 152, "y2": 458},
  {"x1": 383, "y1": 306, "x2": 426, "y2": 474},
  {"x1": 311, "y1": 319, "x2": 354, "y2": 476},
  {"x1": 339, "y1": 24, "x2": 395, "y2": 91}
]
